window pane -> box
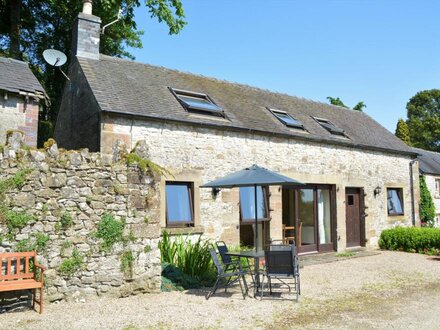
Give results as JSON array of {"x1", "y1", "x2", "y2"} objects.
[
  {"x1": 299, "y1": 189, "x2": 315, "y2": 245},
  {"x1": 178, "y1": 95, "x2": 222, "y2": 112},
  {"x1": 387, "y1": 189, "x2": 403, "y2": 215},
  {"x1": 318, "y1": 189, "x2": 332, "y2": 244},
  {"x1": 275, "y1": 112, "x2": 302, "y2": 127},
  {"x1": 239, "y1": 186, "x2": 267, "y2": 221},
  {"x1": 166, "y1": 184, "x2": 192, "y2": 224}
]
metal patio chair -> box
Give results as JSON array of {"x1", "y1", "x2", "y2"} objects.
[
  {"x1": 260, "y1": 244, "x2": 300, "y2": 301},
  {"x1": 215, "y1": 241, "x2": 254, "y2": 284},
  {"x1": 206, "y1": 249, "x2": 248, "y2": 300}
]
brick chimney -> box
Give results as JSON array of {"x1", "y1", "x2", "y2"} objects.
[{"x1": 71, "y1": 0, "x2": 101, "y2": 60}]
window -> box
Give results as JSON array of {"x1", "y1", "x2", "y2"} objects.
[
  {"x1": 387, "y1": 188, "x2": 404, "y2": 215},
  {"x1": 239, "y1": 186, "x2": 269, "y2": 222},
  {"x1": 436, "y1": 179, "x2": 440, "y2": 198},
  {"x1": 268, "y1": 108, "x2": 304, "y2": 129},
  {"x1": 313, "y1": 117, "x2": 346, "y2": 137},
  {"x1": 165, "y1": 182, "x2": 194, "y2": 227},
  {"x1": 170, "y1": 88, "x2": 224, "y2": 117}
]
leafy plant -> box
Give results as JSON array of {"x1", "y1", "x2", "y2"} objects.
[
  {"x1": 35, "y1": 233, "x2": 50, "y2": 252},
  {"x1": 15, "y1": 239, "x2": 35, "y2": 252},
  {"x1": 0, "y1": 168, "x2": 32, "y2": 195},
  {"x1": 5, "y1": 210, "x2": 34, "y2": 233},
  {"x1": 59, "y1": 248, "x2": 84, "y2": 277},
  {"x1": 96, "y1": 213, "x2": 126, "y2": 251},
  {"x1": 144, "y1": 245, "x2": 152, "y2": 253},
  {"x1": 379, "y1": 227, "x2": 440, "y2": 255},
  {"x1": 158, "y1": 231, "x2": 215, "y2": 280},
  {"x1": 60, "y1": 211, "x2": 73, "y2": 228},
  {"x1": 120, "y1": 250, "x2": 135, "y2": 278}
]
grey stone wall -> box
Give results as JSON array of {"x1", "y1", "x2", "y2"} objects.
[
  {"x1": 0, "y1": 133, "x2": 161, "y2": 302},
  {"x1": 102, "y1": 115, "x2": 420, "y2": 250}
]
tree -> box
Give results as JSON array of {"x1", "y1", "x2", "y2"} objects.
[
  {"x1": 419, "y1": 175, "x2": 436, "y2": 227},
  {"x1": 326, "y1": 97, "x2": 366, "y2": 112},
  {"x1": 406, "y1": 89, "x2": 440, "y2": 152},
  {"x1": 0, "y1": 0, "x2": 186, "y2": 142},
  {"x1": 326, "y1": 97, "x2": 348, "y2": 108},
  {"x1": 395, "y1": 118, "x2": 411, "y2": 145}
]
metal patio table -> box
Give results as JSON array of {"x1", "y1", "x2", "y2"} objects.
[{"x1": 226, "y1": 250, "x2": 265, "y2": 296}]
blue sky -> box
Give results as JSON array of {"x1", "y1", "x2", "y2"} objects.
[{"x1": 128, "y1": 0, "x2": 440, "y2": 132}]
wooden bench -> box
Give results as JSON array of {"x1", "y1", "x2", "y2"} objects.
[{"x1": 0, "y1": 251, "x2": 46, "y2": 313}]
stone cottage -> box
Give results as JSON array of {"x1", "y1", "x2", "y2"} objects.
[
  {"x1": 55, "y1": 5, "x2": 420, "y2": 254},
  {"x1": 0, "y1": 56, "x2": 45, "y2": 146},
  {"x1": 414, "y1": 147, "x2": 440, "y2": 226}
]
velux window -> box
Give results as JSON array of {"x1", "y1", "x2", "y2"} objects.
[
  {"x1": 239, "y1": 186, "x2": 269, "y2": 222},
  {"x1": 387, "y1": 188, "x2": 404, "y2": 216},
  {"x1": 170, "y1": 88, "x2": 224, "y2": 117},
  {"x1": 313, "y1": 117, "x2": 346, "y2": 137},
  {"x1": 268, "y1": 108, "x2": 304, "y2": 129},
  {"x1": 166, "y1": 182, "x2": 194, "y2": 227}
]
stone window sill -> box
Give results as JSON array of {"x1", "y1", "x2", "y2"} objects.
[{"x1": 162, "y1": 226, "x2": 205, "y2": 235}]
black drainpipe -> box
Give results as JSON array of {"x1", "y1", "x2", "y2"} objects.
[{"x1": 409, "y1": 159, "x2": 417, "y2": 226}]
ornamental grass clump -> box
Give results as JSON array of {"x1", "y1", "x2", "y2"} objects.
[
  {"x1": 159, "y1": 231, "x2": 216, "y2": 289},
  {"x1": 379, "y1": 226, "x2": 440, "y2": 255}
]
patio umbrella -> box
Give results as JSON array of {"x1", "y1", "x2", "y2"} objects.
[{"x1": 201, "y1": 164, "x2": 304, "y2": 251}]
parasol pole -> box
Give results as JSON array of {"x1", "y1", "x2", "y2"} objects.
[{"x1": 254, "y1": 184, "x2": 258, "y2": 252}]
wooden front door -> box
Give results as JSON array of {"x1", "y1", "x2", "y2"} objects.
[{"x1": 345, "y1": 188, "x2": 361, "y2": 247}]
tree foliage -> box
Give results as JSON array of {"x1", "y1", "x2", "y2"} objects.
[
  {"x1": 394, "y1": 118, "x2": 411, "y2": 145},
  {"x1": 406, "y1": 89, "x2": 440, "y2": 152},
  {"x1": 419, "y1": 175, "x2": 436, "y2": 227},
  {"x1": 326, "y1": 96, "x2": 366, "y2": 112},
  {"x1": 0, "y1": 0, "x2": 186, "y2": 139}
]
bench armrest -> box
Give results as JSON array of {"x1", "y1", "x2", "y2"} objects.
[{"x1": 34, "y1": 263, "x2": 47, "y2": 272}]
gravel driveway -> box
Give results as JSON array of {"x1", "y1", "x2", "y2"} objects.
[{"x1": 1, "y1": 250, "x2": 440, "y2": 329}]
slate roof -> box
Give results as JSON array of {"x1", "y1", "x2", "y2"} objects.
[
  {"x1": 78, "y1": 55, "x2": 415, "y2": 156},
  {"x1": 0, "y1": 57, "x2": 45, "y2": 96},
  {"x1": 413, "y1": 148, "x2": 440, "y2": 175}
]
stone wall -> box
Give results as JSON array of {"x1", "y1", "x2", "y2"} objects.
[
  {"x1": 0, "y1": 132, "x2": 161, "y2": 303},
  {"x1": 0, "y1": 94, "x2": 39, "y2": 147},
  {"x1": 102, "y1": 114, "x2": 420, "y2": 250}
]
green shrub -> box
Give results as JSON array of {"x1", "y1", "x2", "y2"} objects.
[
  {"x1": 60, "y1": 211, "x2": 73, "y2": 228},
  {"x1": 158, "y1": 231, "x2": 216, "y2": 288},
  {"x1": 120, "y1": 250, "x2": 135, "y2": 278},
  {"x1": 59, "y1": 248, "x2": 84, "y2": 277},
  {"x1": 379, "y1": 226, "x2": 440, "y2": 254},
  {"x1": 96, "y1": 213, "x2": 126, "y2": 251},
  {"x1": 420, "y1": 176, "x2": 436, "y2": 227}
]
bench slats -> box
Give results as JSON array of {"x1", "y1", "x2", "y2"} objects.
[{"x1": 0, "y1": 279, "x2": 43, "y2": 291}]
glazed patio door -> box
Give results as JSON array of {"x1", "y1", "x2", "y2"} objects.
[{"x1": 282, "y1": 185, "x2": 335, "y2": 254}]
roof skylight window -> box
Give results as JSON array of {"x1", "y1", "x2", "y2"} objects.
[
  {"x1": 170, "y1": 88, "x2": 224, "y2": 117},
  {"x1": 313, "y1": 117, "x2": 346, "y2": 136},
  {"x1": 268, "y1": 108, "x2": 304, "y2": 129}
]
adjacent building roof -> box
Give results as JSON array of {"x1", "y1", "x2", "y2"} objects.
[
  {"x1": 413, "y1": 148, "x2": 440, "y2": 175},
  {"x1": 0, "y1": 57, "x2": 45, "y2": 96},
  {"x1": 78, "y1": 55, "x2": 415, "y2": 156}
]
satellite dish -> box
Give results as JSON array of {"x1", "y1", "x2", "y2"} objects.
[{"x1": 43, "y1": 49, "x2": 67, "y2": 67}]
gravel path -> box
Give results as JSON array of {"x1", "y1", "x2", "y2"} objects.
[{"x1": 1, "y1": 251, "x2": 440, "y2": 329}]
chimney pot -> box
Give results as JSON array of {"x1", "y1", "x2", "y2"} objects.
[{"x1": 82, "y1": 0, "x2": 93, "y2": 15}]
